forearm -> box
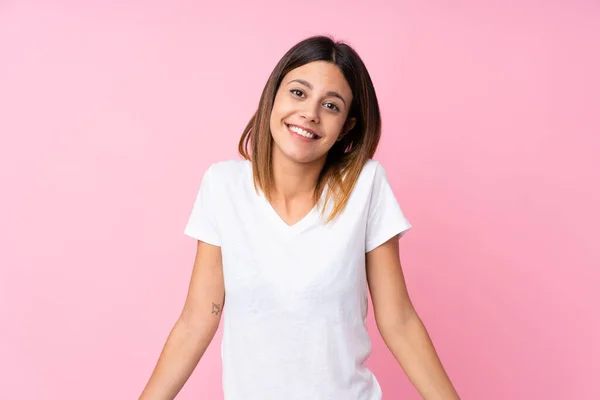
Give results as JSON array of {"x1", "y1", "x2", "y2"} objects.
[
  {"x1": 139, "y1": 318, "x2": 216, "y2": 400},
  {"x1": 379, "y1": 312, "x2": 460, "y2": 400}
]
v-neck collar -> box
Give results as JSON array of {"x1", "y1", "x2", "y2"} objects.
[
  {"x1": 258, "y1": 192, "x2": 319, "y2": 233},
  {"x1": 245, "y1": 161, "x2": 326, "y2": 234}
]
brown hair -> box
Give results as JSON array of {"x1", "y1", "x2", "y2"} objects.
[{"x1": 238, "y1": 35, "x2": 382, "y2": 223}]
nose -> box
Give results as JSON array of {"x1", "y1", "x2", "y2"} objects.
[{"x1": 299, "y1": 101, "x2": 320, "y2": 124}]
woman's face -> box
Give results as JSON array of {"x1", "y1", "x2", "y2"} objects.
[{"x1": 269, "y1": 61, "x2": 356, "y2": 165}]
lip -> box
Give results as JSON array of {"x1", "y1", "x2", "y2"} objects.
[{"x1": 285, "y1": 123, "x2": 321, "y2": 139}]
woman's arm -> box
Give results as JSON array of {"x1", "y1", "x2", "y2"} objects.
[
  {"x1": 366, "y1": 236, "x2": 460, "y2": 400},
  {"x1": 138, "y1": 240, "x2": 225, "y2": 400}
]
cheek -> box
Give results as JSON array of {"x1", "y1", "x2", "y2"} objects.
[
  {"x1": 323, "y1": 119, "x2": 347, "y2": 140},
  {"x1": 270, "y1": 99, "x2": 286, "y2": 125},
  {"x1": 273, "y1": 95, "x2": 294, "y2": 117},
  {"x1": 269, "y1": 98, "x2": 282, "y2": 123}
]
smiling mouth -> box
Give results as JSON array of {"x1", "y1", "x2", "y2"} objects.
[{"x1": 286, "y1": 123, "x2": 321, "y2": 140}]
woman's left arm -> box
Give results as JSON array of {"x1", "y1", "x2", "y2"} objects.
[{"x1": 366, "y1": 236, "x2": 461, "y2": 400}]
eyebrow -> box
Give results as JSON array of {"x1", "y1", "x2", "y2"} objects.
[{"x1": 287, "y1": 79, "x2": 347, "y2": 106}]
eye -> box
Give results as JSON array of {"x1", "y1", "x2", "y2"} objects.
[
  {"x1": 324, "y1": 102, "x2": 340, "y2": 112},
  {"x1": 290, "y1": 89, "x2": 304, "y2": 97}
]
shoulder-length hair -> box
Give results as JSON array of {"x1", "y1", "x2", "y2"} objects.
[{"x1": 238, "y1": 35, "x2": 382, "y2": 223}]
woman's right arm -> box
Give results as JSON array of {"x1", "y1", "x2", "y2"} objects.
[{"x1": 138, "y1": 240, "x2": 225, "y2": 400}]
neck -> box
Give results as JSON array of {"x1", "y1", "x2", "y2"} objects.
[{"x1": 271, "y1": 148, "x2": 326, "y2": 202}]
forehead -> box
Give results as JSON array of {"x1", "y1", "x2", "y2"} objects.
[{"x1": 283, "y1": 61, "x2": 353, "y2": 99}]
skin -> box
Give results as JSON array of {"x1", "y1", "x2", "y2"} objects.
[
  {"x1": 139, "y1": 60, "x2": 460, "y2": 400},
  {"x1": 267, "y1": 60, "x2": 356, "y2": 226},
  {"x1": 268, "y1": 60, "x2": 460, "y2": 398},
  {"x1": 139, "y1": 240, "x2": 224, "y2": 400},
  {"x1": 367, "y1": 238, "x2": 461, "y2": 399}
]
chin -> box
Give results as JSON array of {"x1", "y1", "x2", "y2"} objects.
[
  {"x1": 273, "y1": 141, "x2": 320, "y2": 164},
  {"x1": 282, "y1": 148, "x2": 318, "y2": 164}
]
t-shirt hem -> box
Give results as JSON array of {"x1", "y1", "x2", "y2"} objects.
[
  {"x1": 365, "y1": 223, "x2": 412, "y2": 253},
  {"x1": 184, "y1": 227, "x2": 221, "y2": 246}
]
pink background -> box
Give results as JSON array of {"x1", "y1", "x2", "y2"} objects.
[{"x1": 1, "y1": 1, "x2": 598, "y2": 399}]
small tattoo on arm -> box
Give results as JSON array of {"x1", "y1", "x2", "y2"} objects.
[{"x1": 211, "y1": 302, "x2": 221, "y2": 316}]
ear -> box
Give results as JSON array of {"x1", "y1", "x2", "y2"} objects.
[{"x1": 337, "y1": 117, "x2": 357, "y2": 141}]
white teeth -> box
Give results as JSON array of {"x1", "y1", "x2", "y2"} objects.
[{"x1": 288, "y1": 125, "x2": 316, "y2": 139}]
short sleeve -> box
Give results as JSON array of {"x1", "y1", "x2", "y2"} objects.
[
  {"x1": 365, "y1": 162, "x2": 412, "y2": 252},
  {"x1": 183, "y1": 164, "x2": 221, "y2": 246}
]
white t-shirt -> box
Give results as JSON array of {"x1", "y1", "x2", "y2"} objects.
[{"x1": 184, "y1": 159, "x2": 412, "y2": 400}]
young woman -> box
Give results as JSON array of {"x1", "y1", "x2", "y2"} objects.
[{"x1": 139, "y1": 35, "x2": 460, "y2": 400}]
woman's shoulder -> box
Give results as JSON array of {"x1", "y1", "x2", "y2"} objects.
[
  {"x1": 356, "y1": 158, "x2": 387, "y2": 186},
  {"x1": 206, "y1": 158, "x2": 251, "y2": 178},
  {"x1": 361, "y1": 158, "x2": 381, "y2": 174},
  {"x1": 198, "y1": 159, "x2": 252, "y2": 197}
]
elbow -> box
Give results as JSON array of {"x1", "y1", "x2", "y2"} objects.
[
  {"x1": 179, "y1": 307, "x2": 221, "y2": 337},
  {"x1": 375, "y1": 305, "x2": 419, "y2": 337}
]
